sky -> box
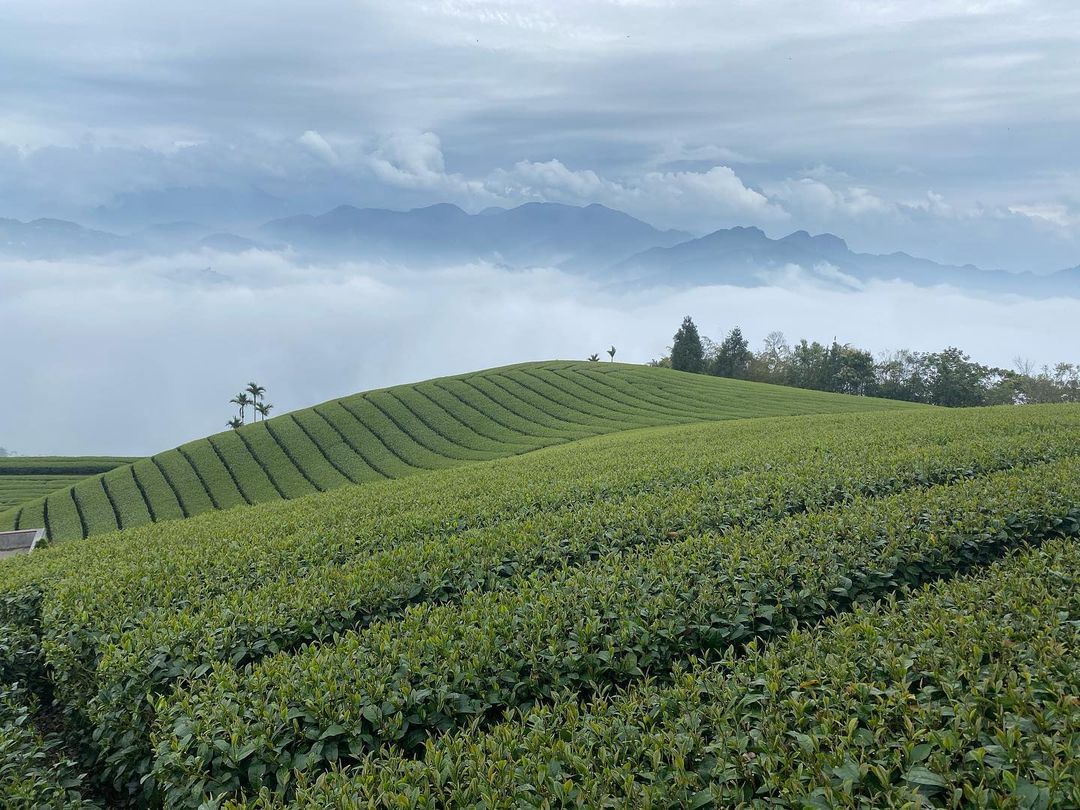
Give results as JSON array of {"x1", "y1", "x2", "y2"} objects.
[
  {"x1": 1, "y1": 0, "x2": 1079, "y2": 269},
  {"x1": 1, "y1": 0, "x2": 1079, "y2": 454}
]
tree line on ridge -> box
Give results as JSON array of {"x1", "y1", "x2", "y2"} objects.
[{"x1": 655, "y1": 316, "x2": 1080, "y2": 407}]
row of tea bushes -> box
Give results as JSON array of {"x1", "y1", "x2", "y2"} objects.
[
  {"x1": 79, "y1": 417, "x2": 1061, "y2": 798},
  {"x1": 150, "y1": 457, "x2": 1080, "y2": 805},
  {"x1": 249, "y1": 534, "x2": 1079, "y2": 809},
  {"x1": 1, "y1": 404, "x2": 1076, "y2": 805}
]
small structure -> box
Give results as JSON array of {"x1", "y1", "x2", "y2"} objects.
[{"x1": 0, "y1": 528, "x2": 45, "y2": 559}]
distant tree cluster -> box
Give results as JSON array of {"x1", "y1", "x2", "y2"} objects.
[
  {"x1": 0, "y1": 447, "x2": 13, "y2": 457},
  {"x1": 656, "y1": 316, "x2": 1080, "y2": 407},
  {"x1": 227, "y1": 381, "x2": 273, "y2": 429}
]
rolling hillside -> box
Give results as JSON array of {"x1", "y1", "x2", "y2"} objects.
[
  {"x1": 0, "y1": 362, "x2": 917, "y2": 542},
  {"x1": 0, "y1": 404, "x2": 1076, "y2": 807},
  {"x1": 0, "y1": 457, "x2": 137, "y2": 511}
]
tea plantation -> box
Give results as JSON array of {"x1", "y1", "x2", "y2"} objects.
[
  {"x1": 0, "y1": 362, "x2": 912, "y2": 541},
  {"x1": 0, "y1": 457, "x2": 136, "y2": 512},
  {"x1": 0, "y1": 370, "x2": 1077, "y2": 808}
]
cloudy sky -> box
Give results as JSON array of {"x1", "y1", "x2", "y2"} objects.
[
  {"x1": 2, "y1": 0, "x2": 1080, "y2": 269},
  {"x1": 1, "y1": 1, "x2": 1079, "y2": 454}
]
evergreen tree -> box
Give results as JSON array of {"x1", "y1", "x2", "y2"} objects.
[
  {"x1": 711, "y1": 326, "x2": 752, "y2": 378},
  {"x1": 670, "y1": 316, "x2": 704, "y2": 373}
]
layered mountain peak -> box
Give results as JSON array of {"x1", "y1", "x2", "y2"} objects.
[
  {"x1": 1, "y1": 200, "x2": 1075, "y2": 297},
  {"x1": 780, "y1": 229, "x2": 849, "y2": 255}
]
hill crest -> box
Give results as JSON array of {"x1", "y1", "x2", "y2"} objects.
[{"x1": 0, "y1": 361, "x2": 918, "y2": 542}]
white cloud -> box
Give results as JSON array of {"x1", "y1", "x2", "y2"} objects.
[
  {"x1": 1, "y1": 249, "x2": 1076, "y2": 455},
  {"x1": 298, "y1": 130, "x2": 338, "y2": 165},
  {"x1": 766, "y1": 177, "x2": 890, "y2": 219},
  {"x1": 758, "y1": 262, "x2": 866, "y2": 292},
  {"x1": 356, "y1": 142, "x2": 783, "y2": 227},
  {"x1": 489, "y1": 159, "x2": 610, "y2": 200},
  {"x1": 906, "y1": 190, "x2": 955, "y2": 218},
  {"x1": 364, "y1": 131, "x2": 494, "y2": 201},
  {"x1": 1008, "y1": 203, "x2": 1077, "y2": 228},
  {"x1": 486, "y1": 160, "x2": 785, "y2": 227},
  {"x1": 368, "y1": 131, "x2": 448, "y2": 184},
  {"x1": 635, "y1": 167, "x2": 784, "y2": 220}
]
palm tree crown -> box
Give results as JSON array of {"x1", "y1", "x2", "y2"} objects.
[
  {"x1": 230, "y1": 392, "x2": 251, "y2": 422},
  {"x1": 245, "y1": 382, "x2": 266, "y2": 408}
]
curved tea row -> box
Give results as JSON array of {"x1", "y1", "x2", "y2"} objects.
[{"x1": 0, "y1": 362, "x2": 915, "y2": 541}]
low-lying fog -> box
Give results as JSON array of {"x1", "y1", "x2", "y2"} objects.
[{"x1": 2, "y1": 249, "x2": 1077, "y2": 455}]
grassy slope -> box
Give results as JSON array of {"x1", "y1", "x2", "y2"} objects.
[
  {"x1": 0, "y1": 457, "x2": 136, "y2": 512},
  {"x1": 0, "y1": 405, "x2": 1074, "y2": 807},
  {"x1": 0, "y1": 362, "x2": 917, "y2": 541}
]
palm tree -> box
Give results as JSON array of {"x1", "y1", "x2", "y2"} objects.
[
  {"x1": 587, "y1": 353, "x2": 600, "y2": 362},
  {"x1": 230, "y1": 392, "x2": 251, "y2": 423},
  {"x1": 255, "y1": 401, "x2": 273, "y2": 421},
  {"x1": 226, "y1": 417, "x2": 243, "y2": 430},
  {"x1": 607, "y1": 345, "x2": 616, "y2": 363},
  {"x1": 246, "y1": 382, "x2": 266, "y2": 416}
]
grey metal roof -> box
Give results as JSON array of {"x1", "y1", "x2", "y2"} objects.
[{"x1": 0, "y1": 528, "x2": 45, "y2": 556}]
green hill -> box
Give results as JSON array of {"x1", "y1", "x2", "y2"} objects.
[
  {"x1": 0, "y1": 404, "x2": 1076, "y2": 807},
  {"x1": 0, "y1": 361, "x2": 916, "y2": 542},
  {"x1": 0, "y1": 457, "x2": 137, "y2": 511}
]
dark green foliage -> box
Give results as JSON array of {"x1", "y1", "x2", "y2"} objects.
[
  {"x1": 927, "y1": 346, "x2": 994, "y2": 407},
  {"x1": 264, "y1": 535, "x2": 1080, "y2": 809},
  {"x1": 153, "y1": 458, "x2": 1080, "y2": 804},
  {"x1": 876, "y1": 346, "x2": 996, "y2": 406},
  {"x1": 0, "y1": 682, "x2": 97, "y2": 808},
  {"x1": 1003, "y1": 361, "x2": 1080, "y2": 403},
  {"x1": 670, "y1": 315, "x2": 704, "y2": 373},
  {"x1": 711, "y1": 326, "x2": 753, "y2": 378},
  {"x1": 660, "y1": 317, "x2": 1080, "y2": 408}
]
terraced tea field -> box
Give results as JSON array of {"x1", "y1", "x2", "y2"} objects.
[
  {"x1": 0, "y1": 457, "x2": 136, "y2": 511},
  {"x1": 0, "y1": 362, "x2": 913, "y2": 541},
  {"x1": 1, "y1": 398, "x2": 1077, "y2": 808}
]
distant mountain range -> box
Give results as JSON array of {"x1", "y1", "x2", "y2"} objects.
[
  {"x1": 0, "y1": 217, "x2": 130, "y2": 259},
  {"x1": 261, "y1": 202, "x2": 691, "y2": 270},
  {"x1": 611, "y1": 225, "x2": 1080, "y2": 297},
  {"x1": 0, "y1": 217, "x2": 264, "y2": 258},
  {"x1": 2, "y1": 203, "x2": 1076, "y2": 297}
]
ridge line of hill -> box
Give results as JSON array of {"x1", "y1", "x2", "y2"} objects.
[{"x1": 0, "y1": 361, "x2": 920, "y2": 542}]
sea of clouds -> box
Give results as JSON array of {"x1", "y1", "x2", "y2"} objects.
[{"x1": 2, "y1": 249, "x2": 1077, "y2": 455}]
